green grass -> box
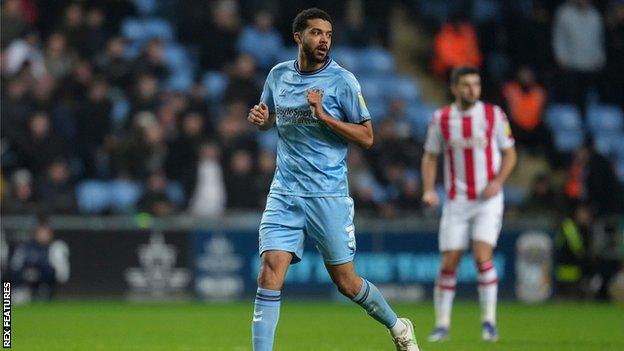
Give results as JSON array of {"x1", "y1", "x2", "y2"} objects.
[{"x1": 11, "y1": 300, "x2": 624, "y2": 350}]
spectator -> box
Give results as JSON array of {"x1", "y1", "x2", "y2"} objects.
[
  {"x1": 1, "y1": 169, "x2": 38, "y2": 214},
  {"x1": 82, "y1": 7, "x2": 108, "y2": 59},
  {"x1": 348, "y1": 147, "x2": 381, "y2": 212},
  {"x1": 555, "y1": 202, "x2": 592, "y2": 298},
  {"x1": 432, "y1": 17, "x2": 482, "y2": 79},
  {"x1": 114, "y1": 116, "x2": 167, "y2": 180},
  {"x1": 139, "y1": 171, "x2": 176, "y2": 216},
  {"x1": 522, "y1": 172, "x2": 561, "y2": 215},
  {"x1": 1, "y1": 77, "x2": 32, "y2": 141},
  {"x1": 133, "y1": 38, "x2": 169, "y2": 81},
  {"x1": 189, "y1": 141, "x2": 226, "y2": 217},
  {"x1": 255, "y1": 150, "x2": 276, "y2": 203},
  {"x1": 76, "y1": 79, "x2": 113, "y2": 178},
  {"x1": 224, "y1": 149, "x2": 259, "y2": 209},
  {"x1": 200, "y1": 0, "x2": 241, "y2": 70},
  {"x1": 16, "y1": 111, "x2": 66, "y2": 175},
  {"x1": 552, "y1": 0, "x2": 606, "y2": 114},
  {"x1": 128, "y1": 73, "x2": 160, "y2": 124},
  {"x1": 58, "y1": 2, "x2": 85, "y2": 55},
  {"x1": 237, "y1": 10, "x2": 283, "y2": 70},
  {"x1": 603, "y1": 1, "x2": 624, "y2": 110},
  {"x1": 9, "y1": 215, "x2": 70, "y2": 301},
  {"x1": 95, "y1": 36, "x2": 132, "y2": 89},
  {"x1": 224, "y1": 54, "x2": 261, "y2": 107},
  {"x1": 43, "y1": 32, "x2": 76, "y2": 79},
  {"x1": 4, "y1": 28, "x2": 46, "y2": 78},
  {"x1": 166, "y1": 111, "x2": 205, "y2": 196},
  {"x1": 1, "y1": 0, "x2": 27, "y2": 49},
  {"x1": 565, "y1": 141, "x2": 622, "y2": 215},
  {"x1": 37, "y1": 159, "x2": 76, "y2": 214},
  {"x1": 502, "y1": 66, "x2": 552, "y2": 155}
]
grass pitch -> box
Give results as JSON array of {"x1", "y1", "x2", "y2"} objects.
[{"x1": 12, "y1": 300, "x2": 624, "y2": 350}]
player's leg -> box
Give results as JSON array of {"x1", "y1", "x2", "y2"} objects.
[
  {"x1": 472, "y1": 193, "x2": 504, "y2": 342},
  {"x1": 252, "y1": 250, "x2": 292, "y2": 351},
  {"x1": 429, "y1": 249, "x2": 463, "y2": 342},
  {"x1": 306, "y1": 196, "x2": 419, "y2": 350},
  {"x1": 252, "y1": 194, "x2": 306, "y2": 351},
  {"x1": 429, "y1": 202, "x2": 470, "y2": 342},
  {"x1": 325, "y1": 261, "x2": 419, "y2": 351}
]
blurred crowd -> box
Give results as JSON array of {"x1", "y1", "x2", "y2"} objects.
[{"x1": 0, "y1": 0, "x2": 622, "y2": 220}]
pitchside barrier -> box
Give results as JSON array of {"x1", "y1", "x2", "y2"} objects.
[{"x1": 0, "y1": 215, "x2": 554, "y2": 303}]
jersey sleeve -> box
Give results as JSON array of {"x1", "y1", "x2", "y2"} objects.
[
  {"x1": 494, "y1": 106, "x2": 515, "y2": 150},
  {"x1": 339, "y1": 73, "x2": 371, "y2": 124},
  {"x1": 424, "y1": 111, "x2": 443, "y2": 154},
  {"x1": 260, "y1": 69, "x2": 275, "y2": 113}
]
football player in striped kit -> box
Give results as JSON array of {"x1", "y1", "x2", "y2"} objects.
[{"x1": 421, "y1": 66, "x2": 517, "y2": 342}]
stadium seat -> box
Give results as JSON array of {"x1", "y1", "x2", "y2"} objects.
[
  {"x1": 76, "y1": 181, "x2": 111, "y2": 213},
  {"x1": 166, "y1": 71, "x2": 193, "y2": 92},
  {"x1": 121, "y1": 18, "x2": 145, "y2": 42},
  {"x1": 111, "y1": 96, "x2": 130, "y2": 130},
  {"x1": 386, "y1": 75, "x2": 421, "y2": 102},
  {"x1": 143, "y1": 18, "x2": 174, "y2": 41},
  {"x1": 546, "y1": 104, "x2": 582, "y2": 132},
  {"x1": 109, "y1": 180, "x2": 142, "y2": 212},
  {"x1": 504, "y1": 185, "x2": 527, "y2": 206},
  {"x1": 276, "y1": 47, "x2": 297, "y2": 63},
  {"x1": 164, "y1": 44, "x2": 191, "y2": 70},
  {"x1": 134, "y1": 0, "x2": 158, "y2": 16},
  {"x1": 166, "y1": 181, "x2": 186, "y2": 207},
  {"x1": 586, "y1": 104, "x2": 624, "y2": 133},
  {"x1": 359, "y1": 48, "x2": 395, "y2": 73},
  {"x1": 202, "y1": 71, "x2": 229, "y2": 100},
  {"x1": 358, "y1": 75, "x2": 385, "y2": 100},
  {"x1": 365, "y1": 98, "x2": 389, "y2": 121},
  {"x1": 594, "y1": 133, "x2": 624, "y2": 157},
  {"x1": 552, "y1": 130, "x2": 584, "y2": 153},
  {"x1": 406, "y1": 103, "x2": 438, "y2": 141},
  {"x1": 330, "y1": 47, "x2": 359, "y2": 72}
]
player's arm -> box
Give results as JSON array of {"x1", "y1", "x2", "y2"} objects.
[
  {"x1": 481, "y1": 108, "x2": 517, "y2": 199},
  {"x1": 421, "y1": 151, "x2": 439, "y2": 207},
  {"x1": 247, "y1": 102, "x2": 275, "y2": 131},
  {"x1": 307, "y1": 90, "x2": 373, "y2": 149},
  {"x1": 481, "y1": 146, "x2": 517, "y2": 199}
]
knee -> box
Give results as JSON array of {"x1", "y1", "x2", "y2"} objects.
[
  {"x1": 257, "y1": 264, "x2": 282, "y2": 290},
  {"x1": 333, "y1": 274, "x2": 361, "y2": 299}
]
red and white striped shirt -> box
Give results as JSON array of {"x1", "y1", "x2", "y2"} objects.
[{"x1": 424, "y1": 101, "x2": 514, "y2": 202}]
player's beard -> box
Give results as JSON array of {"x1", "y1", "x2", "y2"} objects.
[{"x1": 302, "y1": 41, "x2": 328, "y2": 65}]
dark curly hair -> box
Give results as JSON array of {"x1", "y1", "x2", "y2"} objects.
[{"x1": 292, "y1": 8, "x2": 332, "y2": 34}]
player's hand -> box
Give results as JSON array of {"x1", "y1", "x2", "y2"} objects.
[
  {"x1": 422, "y1": 190, "x2": 439, "y2": 208},
  {"x1": 307, "y1": 90, "x2": 323, "y2": 117},
  {"x1": 481, "y1": 179, "x2": 502, "y2": 199},
  {"x1": 247, "y1": 103, "x2": 269, "y2": 127}
]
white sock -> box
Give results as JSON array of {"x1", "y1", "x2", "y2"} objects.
[
  {"x1": 434, "y1": 269, "x2": 456, "y2": 328},
  {"x1": 477, "y1": 260, "x2": 498, "y2": 325},
  {"x1": 390, "y1": 318, "x2": 407, "y2": 337}
]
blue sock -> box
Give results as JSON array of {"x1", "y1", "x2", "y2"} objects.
[
  {"x1": 252, "y1": 288, "x2": 281, "y2": 351},
  {"x1": 352, "y1": 278, "x2": 398, "y2": 328}
]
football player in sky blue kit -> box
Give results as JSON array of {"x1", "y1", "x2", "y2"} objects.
[{"x1": 246, "y1": 8, "x2": 419, "y2": 351}]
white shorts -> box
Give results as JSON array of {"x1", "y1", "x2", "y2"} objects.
[{"x1": 438, "y1": 192, "x2": 504, "y2": 251}]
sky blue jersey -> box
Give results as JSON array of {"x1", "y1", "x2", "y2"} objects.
[{"x1": 260, "y1": 58, "x2": 371, "y2": 197}]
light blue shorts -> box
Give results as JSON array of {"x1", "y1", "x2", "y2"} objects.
[{"x1": 259, "y1": 193, "x2": 356, "y2": 265}]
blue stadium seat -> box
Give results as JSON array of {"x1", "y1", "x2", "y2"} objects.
[
  {"x1": 359, "y1": 48, "x2": 395, "y2": 73},
  {"x1": 164, "y1": 44, "x2": 191, "y2": 70},
  {"x1": 276, "y1": 47, "x2": 297, "y2": 63},
  {"x1": 358, "y1": 75, "x2": 385, "y2": 100},
  {"x1": 166, "y1": 71, "x2": 193, "y2": 92},
  {"x1": 121, "y1": 18, "x2": 145, "y2": 42},
  {"x1": 586, "y1": 104, "x2": 624, "y2": 133},
  {"x1": 365, "y1": 98, "x2": 389, "y2": 121},
  {"x1": 594, "y1": 133, "x2": 624, "y2": 157},
  {"x1": 258, "y1": 130, "x2": 278, "y2": 152},
  {"x1": 109, "y1": 180, "x2": 142, "y2": 212},
  {"x1": 166, "y1": 181, "x2": 186, "y2": 207},
  {"x1": 202, "y1": 71, "x2": 229, "y2": 100},
  {"x1": 111, "y1": 96, "x2": 130, "y2": 130},
  {"x1": 552, "y1": 130, "x2": 584, "y2": 153},
  {"x1": 134, "y1": 0, "x2": 158, "y2": 16},
  {"x1": 143, "y1": 18, "x2": 174, "y2": 41},
  {"x1": 386, "y1": 75, "x2": 421, "y2": 102},
  {"x1": 546, "y1": 104, "x2": 582, "y2": 131},
  {"x1": 406, "y1": 103, "x2": 438, "y2": 141},
  {"x1": 76, "y1": 181, "x2": 111, "y2": 213},
  {"x1": 331, "y1": 47, "x2": 359, "y2": 72}
]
